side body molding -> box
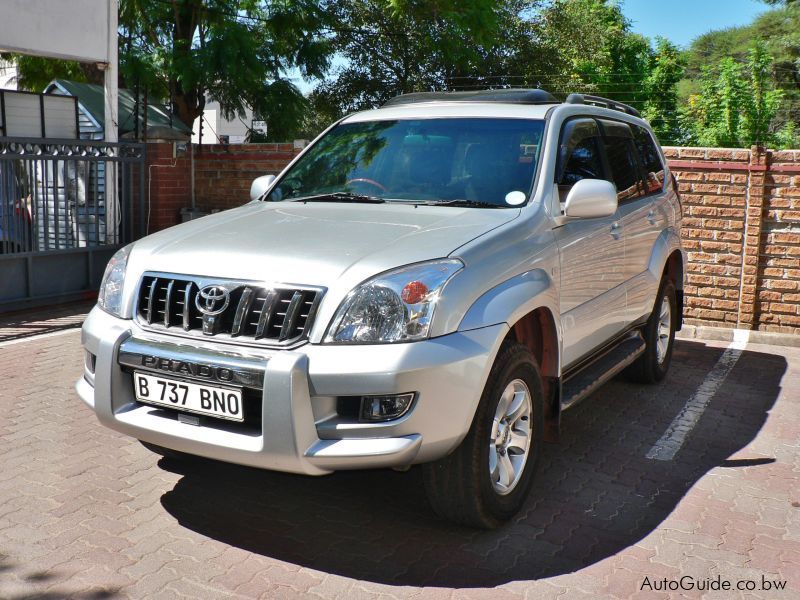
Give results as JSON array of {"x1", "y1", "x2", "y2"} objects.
[{"x1": 458, "y1": 269, "x2": 560, "y2": 336}]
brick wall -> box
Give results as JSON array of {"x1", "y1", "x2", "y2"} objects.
[
  {"x1": 193, "y1": 143, "x2": 302, "y2": 213},
  {"x1": 760, "y1": 150, "x2": 800, "y2": 332},
  {"x1": 145, "y1": 140, "x2": 192, "y2": 232},
  {"x1": 664, "y1": 146, "x2": 800, "y2": 334}
]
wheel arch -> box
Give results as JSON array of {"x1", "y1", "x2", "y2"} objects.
[
  {"x1": 458, "y1": 269, "x2": 562, "y2": 442},
  {"x1": 504, "y1": 307, "x2": 561, "y2": 442},
  {"x1": 647, "y1": 229, "x2": 685, "y2": 330}
]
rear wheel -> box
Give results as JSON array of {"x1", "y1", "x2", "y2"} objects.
[
  {"x1": 422, "y1": 342, "x2": 544, "y2": 528},
  {"x1": 626, "y1": 278, "x2": 677, "y2": 383}
]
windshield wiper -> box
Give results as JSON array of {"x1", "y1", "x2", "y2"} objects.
[
  {"x1": 415, "y1": 199, "x2": 508, "y2": 209},
  {"x1": 289, "y1": 192, "x2": 386, "y2": 204}
]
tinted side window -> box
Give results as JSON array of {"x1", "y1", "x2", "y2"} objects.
[
  {"x1": 599, "y1": 120, "x2": 644, "y2": 202},
  {"x1": 633, "y1": 125, "x2": 665, "y2": 194},
  {"x1": 555, "y1": 118, "x2": 605, "y2": 204}
]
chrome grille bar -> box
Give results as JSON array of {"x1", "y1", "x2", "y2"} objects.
[
  {"x1": 255, "y1": 290, "x2": 279, "y2": 340},
  {"x1": 231, "y1": 287, "x2": 254, "y2": 337},
  {"x1": 145, "y1": 277, "x2": 158, "y2": 324},
  {"x1": 163, "y1": 280, "x2": 174, "y2": 327},
  {"x1": 280, "y1": 291, "x2": 304, "y2": 341},
  {"x1": 182, "y1": 281, "x2": 193, "y2": 331}
]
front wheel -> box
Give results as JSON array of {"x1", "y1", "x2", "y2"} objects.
[
  {"x1": 626, "y1": 278, "x2": 677, "y2": 383},
  {"x1": 422, "y1": 342, "x2": 544, "y2": 528}
]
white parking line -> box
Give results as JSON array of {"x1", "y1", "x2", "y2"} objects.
[
  {"x1": 0, "y1": 327, "x2": 81, "y2": 349},
  {"x1": 646, "y1": 331, "x2": 748, "y2": 461}
]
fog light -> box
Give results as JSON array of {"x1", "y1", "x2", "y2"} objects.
[
  {"x1": 360, "y1": 393, "x2": 416, "y2": 422},
  {"x1": 85, "y1": 350, "x2": 96, "y2": 375}
]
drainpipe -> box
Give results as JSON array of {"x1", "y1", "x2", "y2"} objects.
[{"x1": 191, "y1": 142, "x2": 196, "y2": 209}]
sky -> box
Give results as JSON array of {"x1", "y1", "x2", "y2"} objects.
[{"x1": 621, "y1": 0, "x2": 768, "y2": 48}]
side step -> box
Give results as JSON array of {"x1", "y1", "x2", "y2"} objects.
[{"x1": 561, "y1": 332, "x2": 646, "y2": 410}]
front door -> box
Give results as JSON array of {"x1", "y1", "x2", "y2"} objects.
[{"x1": 552, "y1": 118, "x2": 627, "y2": 369}]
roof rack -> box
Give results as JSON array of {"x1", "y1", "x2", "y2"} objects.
[
  {"x1": 565, "y1": 93, "x2": 641, "y2": 118},
  {"x1": 382, "y1": 88, "x2": 559, "y2": 107}
]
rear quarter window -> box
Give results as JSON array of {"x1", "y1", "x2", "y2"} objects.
[{"x1": 633, "y1": 125, "x2": 666, "y2": 194}]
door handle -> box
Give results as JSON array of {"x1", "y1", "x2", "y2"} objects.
[
  {"x1": 647, "y1": 210, "x2": 657, "y2": 225},
  {"x1": 610, "y1": 222, "x2": 621, "y2": 239}
]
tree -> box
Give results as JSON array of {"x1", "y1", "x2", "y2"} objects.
[
  {"x1": 641, "y1": 38, "x2": 686, "y2": 145},
  {"x1": 3, "y1": 55, "x2": 103, "y2": 91},
  {"x1": 681, "y1": 2, "x2": 799, "y2": 137},
  {"x1": 681, "y1": 42, "x2": 792, "y2": 147},
  {"x1": 309, "y1": 0, "x2": 540, "y2": 123},
  {"x1": 119, "y1": 0, "x2": 333, "y2": 139},
  {"x1": 10, "y1": 1, "x2": 333, "y2": 140},
  {"x1": 530, "y1": 0, "x2": 685, "y2": 142}
]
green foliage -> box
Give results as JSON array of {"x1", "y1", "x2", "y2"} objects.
[
  {"x1": 641, "y1": 38, "x2": 686, "y2": 145},
  {"x1": 9, "y1": 1, "x2": 332, "y2": 141},
  {"x1": 521, "y1": 0, "x2": 685, "y2": 143},
  {"x1": 682, "y1": 3, "x2": 799, "y2": 140},
  {"x1": 118, "y1": 0, "x2": 333, "y2": 138},
  {"x1": 681, "y1": 42, "x2": 789, "y2": 147},
  {"x1": 532, "y1": 0, "x2": 641, "y2": 91},
  {"x1": 309, "y1": 0, "x2": 540, "y2": 125},
  {"x1": 2, "y1": 54, "x2": 102, "y2": 91}
]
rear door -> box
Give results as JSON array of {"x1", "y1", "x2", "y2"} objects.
[
  {"x1": 597, "y1": 119, "x2": 663, "y2": 325},
  {"x1": 628, "y1": 125, "x2": 670, "y2": 322},
  {"x1": 553, "y1": 118, "x2": 627, "y2": 369}
]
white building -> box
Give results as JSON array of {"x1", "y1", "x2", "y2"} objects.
[
  {"x1": 192, "y1": 99, "x2": 256, "y2": 145},
  {"x1": 0, "y1": 59, "x2": 17, "y2": 90}
]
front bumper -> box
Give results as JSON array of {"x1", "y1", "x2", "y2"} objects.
[{"x1": 77, "y1": 306, "x2": 507, "y2": 475}]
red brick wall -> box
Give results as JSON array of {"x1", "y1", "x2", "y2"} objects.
[
  {"x1": 760, "y1": 149, "x2": 800, "y2": 332},
  {"x1": 193, "y1": 143, "x2": 302, "y2": 213},
  {"x1": 145, "y1": 141, "x2": 192, "y2": 232},
  {"x1": 664, "y1": 146, "x2": 800, "y2": 334}
]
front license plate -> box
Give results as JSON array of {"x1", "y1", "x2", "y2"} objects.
[{"x1": 133, "y1": 371, "x2": 244, "y2": 422}]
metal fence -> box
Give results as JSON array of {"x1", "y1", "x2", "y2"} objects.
[{"x1": 0, "y1": 137, "x2": 145, "y2": 311}]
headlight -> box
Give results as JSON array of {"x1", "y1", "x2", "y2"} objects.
[
  {"x1": 97, "y1": 245, "x2": 132, "y2": 317},
  {"x1": 324, "y1": 259, "x2": 463, "y2": 344}
]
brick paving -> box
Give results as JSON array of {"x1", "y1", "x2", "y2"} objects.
[
  {"x1": 0, "y1": 301, "x2": 94, "y2": 343},
  {"x1": 0, "y1": 309, "x2": 798, "y2": 598}
]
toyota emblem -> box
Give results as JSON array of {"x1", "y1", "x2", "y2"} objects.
[{"x1": 195, "y1": 285, "x2": 231, "y2": 316}]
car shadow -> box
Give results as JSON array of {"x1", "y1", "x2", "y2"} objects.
[
  {"x1": 159, "y1": 340, "x2": 787, "y2": 587},
  {"x1": 0, "y1": 300, "x2": 94, "y2": 343}
]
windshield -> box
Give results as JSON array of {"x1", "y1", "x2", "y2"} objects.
[{"x1": 266, "y1": 118, "x2": 545, "y2": 207}]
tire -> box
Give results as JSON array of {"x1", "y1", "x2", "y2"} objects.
[
  {"x1": 625, "y1": 278, "x2": 677, "y2": 384},
  {"x1": 422, "y1": 342, "x2": 545, "y2": 529},
  {"x1": 139, "y1": 440, "x2": 195, "y2": 462}
]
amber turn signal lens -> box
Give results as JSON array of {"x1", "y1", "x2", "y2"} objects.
[{"x1": 401, "y1": 280, "x2": 428, "y2": 304}]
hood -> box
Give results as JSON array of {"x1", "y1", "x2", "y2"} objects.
[{"x1": 128, "y1": 201, "x2": 519, "y2": 290}]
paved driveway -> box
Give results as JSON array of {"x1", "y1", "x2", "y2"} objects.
[{"x1": 0, "y1": 308, "x2": 798, "y2": 599}]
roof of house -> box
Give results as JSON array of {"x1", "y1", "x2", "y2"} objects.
[{"x1": 46, "y1": 79, "x2": 191, "y2": 135}]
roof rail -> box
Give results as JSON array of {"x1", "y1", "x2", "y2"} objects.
[
  {"x1": 383, "y1": 88, "x2": 558, "y2": 107},
  {"x1": 565, "y1": 93, "x2": 641, "y2": 118}
]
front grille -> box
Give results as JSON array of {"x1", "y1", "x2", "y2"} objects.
[{"x1": 135, "y1": 274, "x2": 323, "y2": 346}]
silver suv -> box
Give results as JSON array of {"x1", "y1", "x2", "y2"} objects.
[{"x1": 77, "y1": 89, "x2": 684, "y2": 528}]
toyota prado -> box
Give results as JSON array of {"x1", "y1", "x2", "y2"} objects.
[{"x1": 77, "y1": 89, "x2": 684, "y2": 528}]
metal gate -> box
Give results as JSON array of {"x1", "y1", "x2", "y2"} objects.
[{"x1": 0, "y1": 137, "x2": 145, "y2": 311}]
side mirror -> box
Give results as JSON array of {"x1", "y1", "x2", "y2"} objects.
[
  {"x1": 250, "y1": 174, "x2": 276, "y2": 201},
  {"x1": 564, "y1": 179, "x2": 618, "y2": 219}
]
